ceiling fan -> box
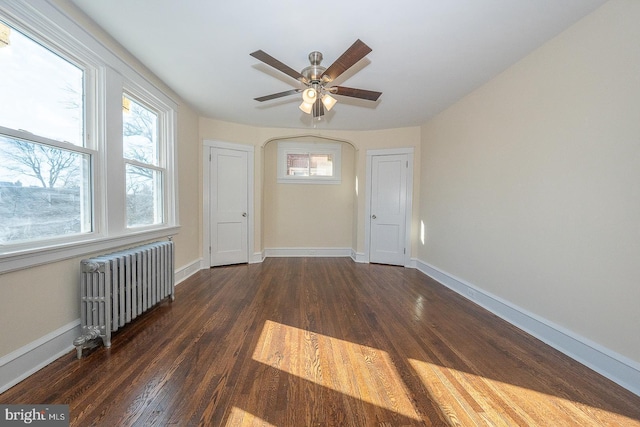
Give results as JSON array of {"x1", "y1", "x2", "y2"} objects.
[{"x1": 250, "y1": 39, "x2": 382, "y2": 119}]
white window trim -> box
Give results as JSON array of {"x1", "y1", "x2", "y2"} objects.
[
  {"x1": 122, "y1": 89, "x2": 172, "y2": 230},
  {"x1": 0, "y1": 1, "x2": 179, "y2": 274},
  {"x1": 277, "y1": 141, "x2": 342, "y2": 184}
]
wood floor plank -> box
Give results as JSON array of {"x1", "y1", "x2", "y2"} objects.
[{"x1": 1, "y1": 258, "x2": 639, "y2": 426}]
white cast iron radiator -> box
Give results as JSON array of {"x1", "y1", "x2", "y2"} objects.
[{"x1": 73, "y1": 240, "x2": 175, "y2": 358}]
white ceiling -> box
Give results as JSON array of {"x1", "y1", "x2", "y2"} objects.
[{"x1": 69, "y1": 0, "x2": 606, "y2": 131}]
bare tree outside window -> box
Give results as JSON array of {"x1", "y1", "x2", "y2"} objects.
[
  {"x1": 1, "y1": 140, "x2": 79, "y2": 188},
  {"x1": 123, "y1": 95, "x2": 163, "y2": 227},
  {"x1": 0, "y1": 20, "x2": 90, "y2": 244},
  {"x1": 0, "y1": 136, "x2": 89, "y2": 243},
  {"x1": 0, "y1": 12, "x2": 174, "y2": 253}
]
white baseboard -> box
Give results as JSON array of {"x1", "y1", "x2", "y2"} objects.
[
  {"x1": 250, "y1": 251, "x2": 265, "y2": 264},
  {"x1": 351, "y1": 251, "x2": 366, "y2": 263},
  {"x1": 199, "y1": 253, "x2": 265, "y2": 268},
  {"x1": 0, "y1": 320, "x2": 81, "y2": 394},
  {"x1": 264, "y1": 247, "x2": 353, "y2": 258},
  {"x1": 0, "y1": 260, "x2": 203, "y2": 394},
  {"x1": 414, "y1": 259, "x2": 640, "y2": 397},
  {"x1": 175, "y1": 258, "x2": 202, "y2": 286},
  {"x1": 202, "y1": 249, "x2": 353, "y2": 265},
  {"x1": 9, "y1": 256, "x2": 635, "y2": 399}
]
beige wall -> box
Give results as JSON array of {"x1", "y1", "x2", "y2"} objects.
[
  {"x1": 418, "y1": 0, "x2": 640, "y2": 362},
  {"x1": 0, "y1": 256, "x2": 83, "y2": 356},
  {"x1": 199, "y1": 119, "x2": 421, "y2": 256},
  {"x1": 262, "y1": 137, "x2": 355, "y2": 249},
  {"x1": 8, "y1": 0, "x2": 636, "y2": 394},
  {"x1": 172, "y1": 104, "x2": 202, "y2": 268},
  {"x1": 0, "y1": 1, "x2": 202, "y2": 358},
  {"x1": 0, "y1": 113, "x2": 201, "y2": 358},
  {"x1": 0, "y1": 101, "x2": 200, "y2": 358}
]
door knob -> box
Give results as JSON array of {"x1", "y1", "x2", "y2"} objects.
[
  {"x1": 242, "y1": 212, "x2": 247, "y2": 217},
  {"x1": 371, "y1": 214, "x2": 377, "y2": 219}
]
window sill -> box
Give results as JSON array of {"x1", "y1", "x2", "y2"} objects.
[{"x1": 0, "y1": 225, "x2": 180, "y2": 274}]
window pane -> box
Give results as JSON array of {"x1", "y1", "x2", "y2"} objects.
[
  {"x1": 287, "y1": 153, "x2": 309, "y2": 176},
  {"x1": 0, "y1": 20, "x2": 84, "y2": 146},
  {"x1": 310, "y1": 154, "x2": 333, "y2": 176},
  {"x1": 0, "y1": 135, "x2": 91, "y2": 243},
  {"x1": 123, "y1": 95, "x2": 158, "y2": 166},
  {"x1": 126, "y1": 164, "x2": 162, "y2": 227}
]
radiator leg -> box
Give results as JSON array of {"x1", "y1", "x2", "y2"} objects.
[{"x1": 73, "y1": 326, "x2": 102, "y2": 359}]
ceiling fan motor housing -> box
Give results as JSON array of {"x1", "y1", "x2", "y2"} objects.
[{"x1": 301, "y1": 51, "x2": 326, "y2": 82}]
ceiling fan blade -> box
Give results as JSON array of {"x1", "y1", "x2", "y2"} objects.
[
  {"x1": 332, "y1": 86, "x2": 382, "y2": 101},
  {"x1": 321, "y1": 39, "x2": 372, "y2": 83},
  {"x1": 250, "y1": 50, "x2": 307, "y2": 82},
  {"x1": 254, "y1": 89, "x2": 300, "y2": 102}
]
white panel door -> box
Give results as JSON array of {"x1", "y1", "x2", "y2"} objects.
[
  {"x1": 369, "y1": 154, "x2": 408, "y2": 266},
  {"x1": 210, "y1": 147, "x2": 248, "y2": 266}
]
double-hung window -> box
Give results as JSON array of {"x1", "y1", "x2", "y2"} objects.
[
  {"x1": 0, "y1": 19, "x2": 93, "y2": 246},
  {"x1": 0, "y1": 2, "x2": 177, "y2": 273},
  {"x1": 123, "y1": 93, "x2": 164, "y2": 228}
]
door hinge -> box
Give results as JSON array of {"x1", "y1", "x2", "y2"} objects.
[
  {"x1": 209, "y1": 246, "x2": 211, "y2": 254},
  {"x1": 406, "y1": 160, "x2": 408, "y2": 168},
  {"x1": 209, "y1": 153, "x2": 212, "y2": 161},
  {"x1": 404, "y1": 248, "x2": 406, "y2": 254}
]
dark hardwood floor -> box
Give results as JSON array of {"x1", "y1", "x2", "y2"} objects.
[{"x1": 1, "y1": 258, "x2": 639, "y2": 426}]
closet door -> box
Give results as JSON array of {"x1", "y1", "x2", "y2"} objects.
[
  {"x1": 210, "y1": 147, "x2": 248, "y2": 266},
  {"x1": 369, "y1": 153, "x2": 408, "y2": 266}
]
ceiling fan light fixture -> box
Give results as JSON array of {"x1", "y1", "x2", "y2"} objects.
[
  {"x1": 251, "y1": 40, "x2": 381, "y2": 120},
  {"x1": 299, "y1": 101, "x2": 313, "y2": 114},
  {"x1": 321, "y1": 93, "x2": 337, "y2": 111},
  {"x1": 302, "y1": 88, "x2": 317, "y2": 104}
]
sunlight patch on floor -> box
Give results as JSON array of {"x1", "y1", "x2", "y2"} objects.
[
  {"x1": 253, "y1": 320, "x2": 421, "y2": 421},
  {"x1": 226, "y1": 406, "x2": 277, "y2": 427},
  {"x1": 408, "y1": 358, "x2": 640, "y2": 426}
]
